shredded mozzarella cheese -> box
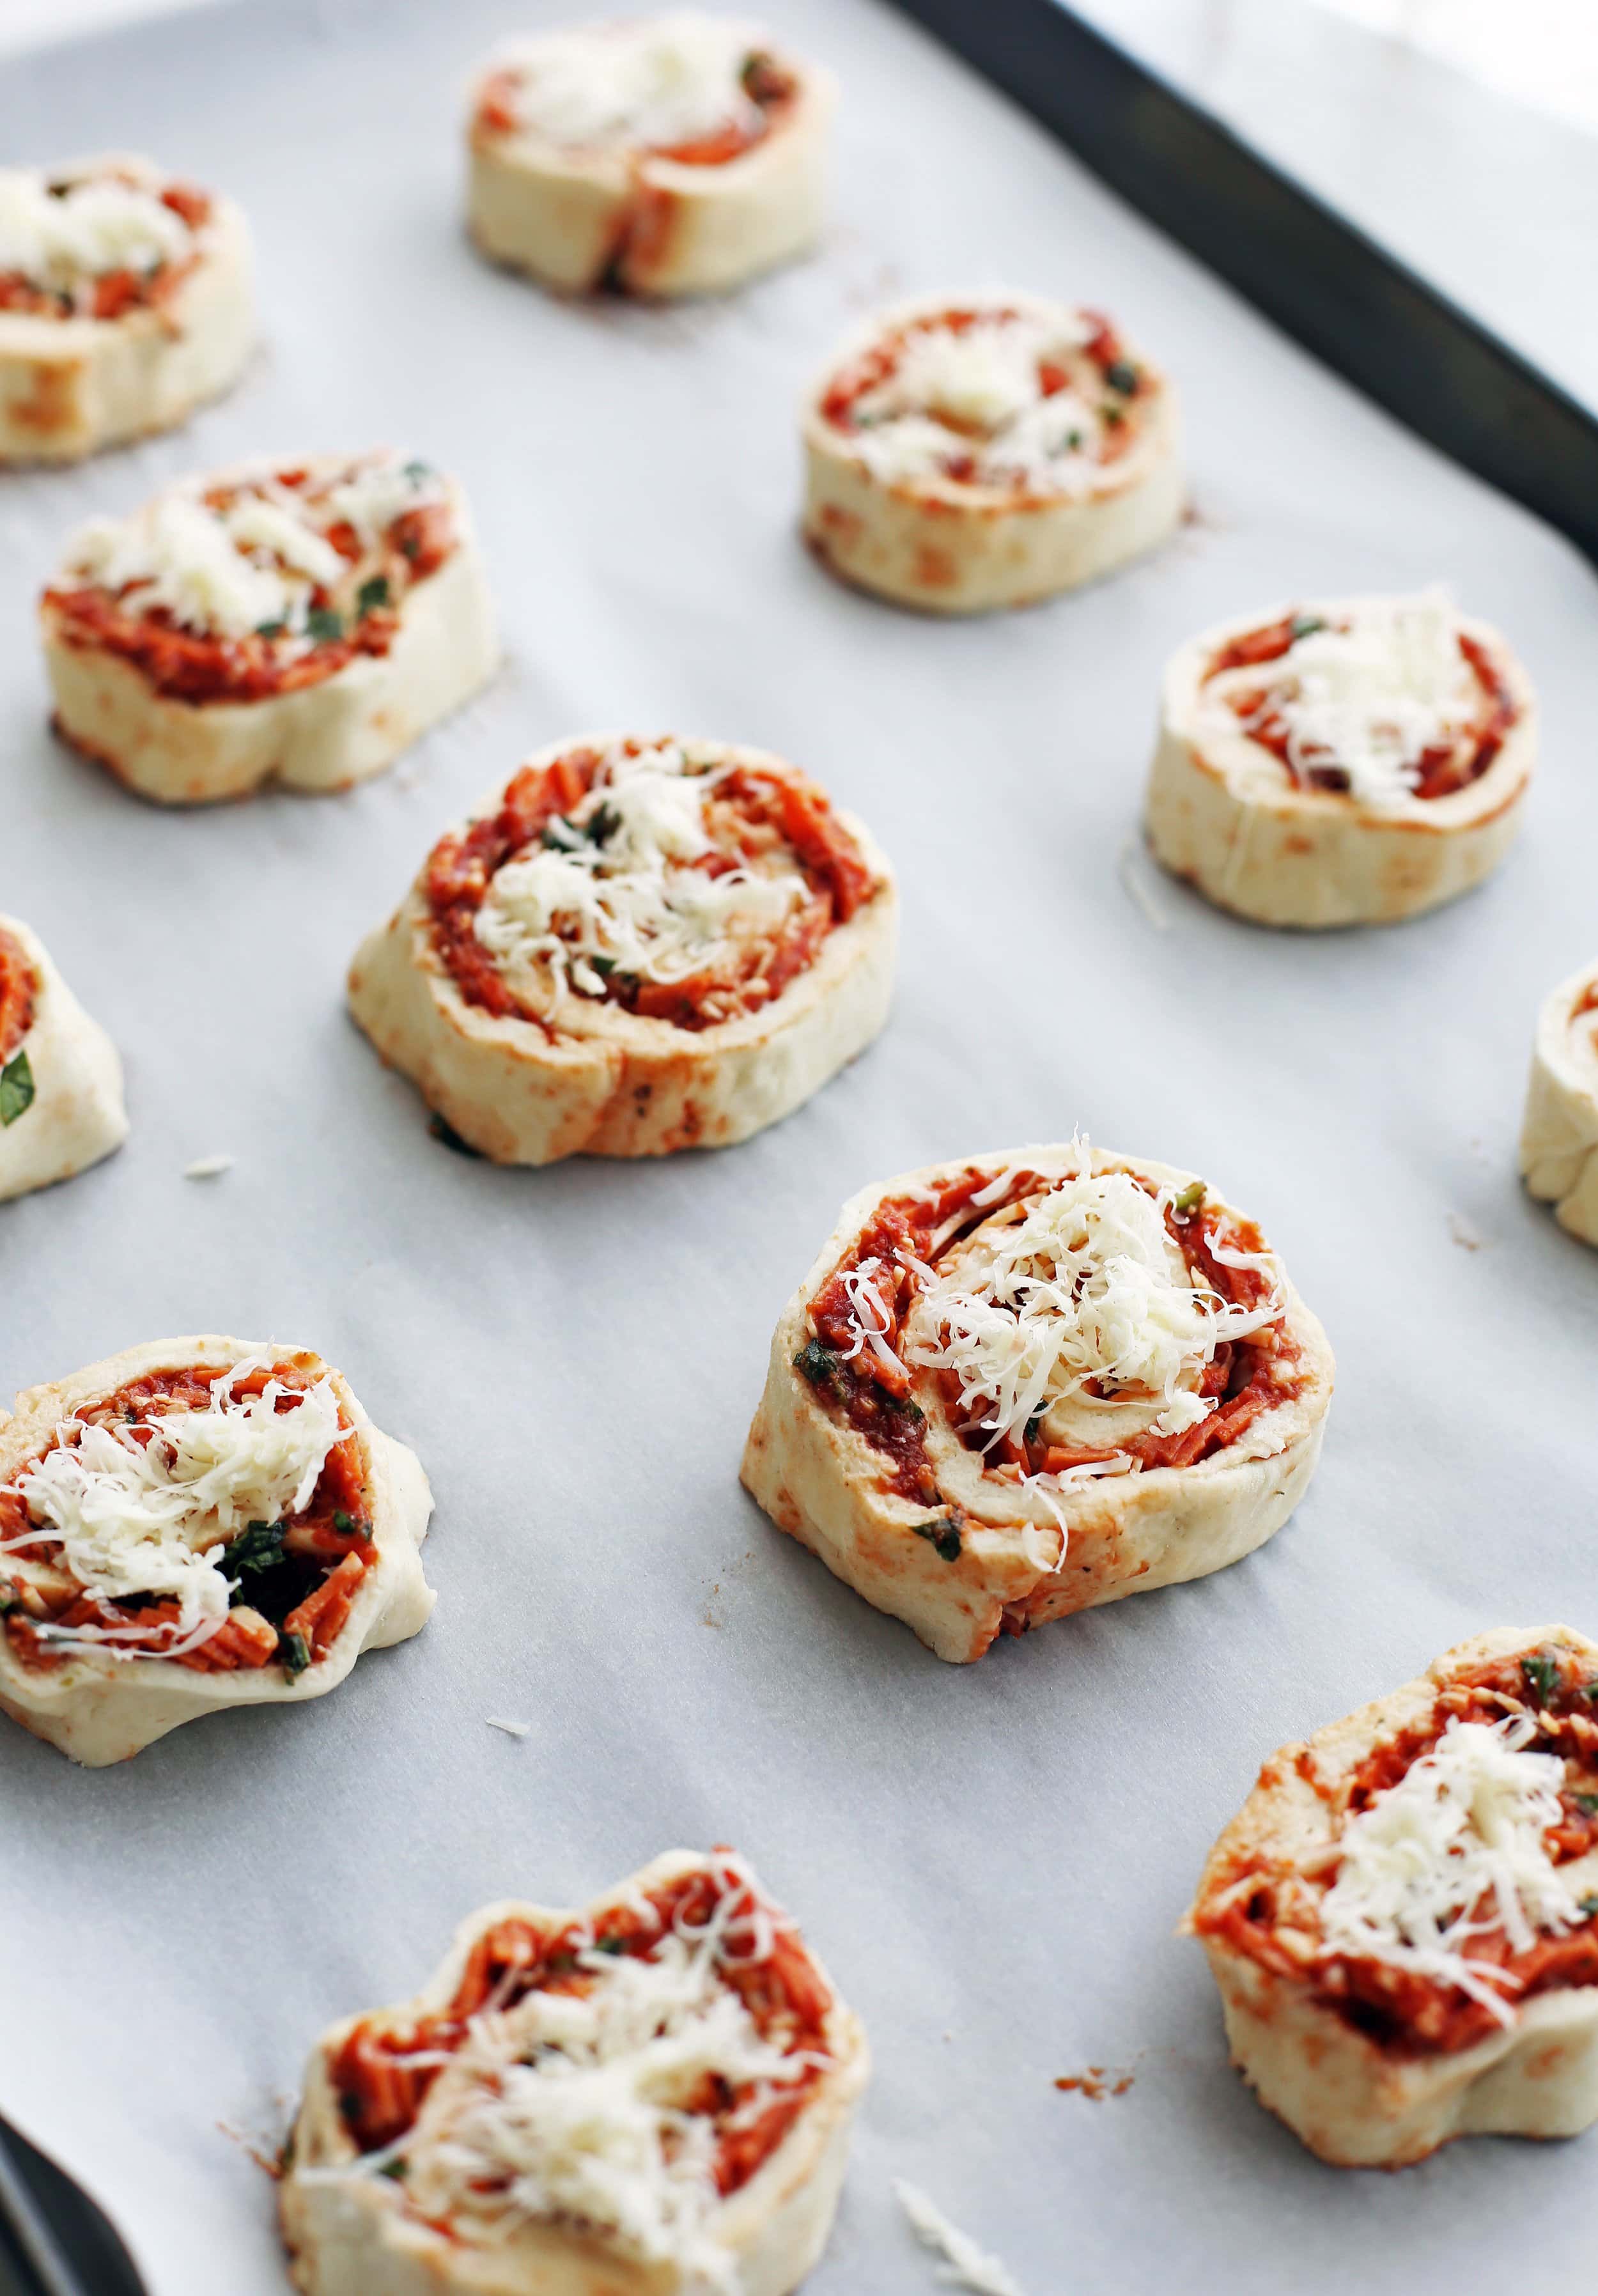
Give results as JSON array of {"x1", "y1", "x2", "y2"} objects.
[
  {"x1": 1318, "y1": 1714, "x2": 1585, "y2": 2022},
  {"x1": 0, "y1": 167, "x2": 194, "y2": 304},
  {"x1": 493, "y1": 13, "x2": 769, "y2": 151},
  {"x1": 847, "y1": 309, "x2": 1105, "y2": 494},
  {"x1": 895, "y1": 2181, "x2": 1025, "y2": 2296}
]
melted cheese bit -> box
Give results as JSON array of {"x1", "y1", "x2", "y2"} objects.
[
  {"x1": 398, "y1": 1865, "x2": 821, "y2": 2289},
  {"x1": 1318, "y1": 1714, "x2": 1585, "y2": 2023},
  {"x1": 59, "y1": 455, "x2": 444, "y2": 642},
  {"x1": 495, "y1": 13, "x2": 769, "y2": 151},
  {"x1": 0, "y1": 1363, "x2": 343, "y2": 1657},
  {"x1": 0, "y1": 167, "x2": 194, "y2": 303},
  {"x1": 848, "y1": 311, "x2": 1103, "y2": 495},
  {"x1": 895, "y1": 2181, "x2": 1025, "y2": 2296},
  {"x1": 474, "y1": 742, "x2": 808, "y2": 1004},
  {"x1": 904, "y1": 1167, "x2": 1279, "y2": 1450}
]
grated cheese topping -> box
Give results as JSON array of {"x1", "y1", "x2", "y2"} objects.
[
  {"x1": 845, "y1": 309, "x2": 1110, "y2": 496},
  {"x1": 474, "y1": 741, "x2": 809, "y2": 1009},
  {"x1": 490, "y1": 13, "x2": 770, "y2": 152},
  {"x1": 1207, "y1": 588, "x2": 1482, "y2": 809},
  {"x1": 0, "y1": 166, "x2": 195, "y2": 306},
  {"x1": 0, "y1": 1361, "x2": 344, "y2": 1659},
  {"x1": 394, "y1": 1859, "x2": 823, "y2": 2290},
  {"x1": 903, "y1": 1164, "x2": 1280, "y2": 1453},
  {"x1": 1318, "y1": 1714, "x2": 1586, "y2": 2023},
  {"x1": 895, "y1": 2180, "x2": 1025, "y2": 2296},
  {"x1": 58, "y1": 454, "x2": 447, "y2": 644}
]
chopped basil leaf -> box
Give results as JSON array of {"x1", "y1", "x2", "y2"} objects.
[
  {"x1": 355, "y1": 573, "x2": 391, "y2": 619},
  {"x1": 1172, "y1": 1181, "x2": 1206, "y2": 1217},
  {"x1": 1583, "y1": 1895, "x2": 1598, "y2": 1920},
  {"x1": 592, "y1": 1935, "x2": 628, "y2": 1955},
  {"x1": 913, "y1": 1515, "x2": 962, "y2": 1563},
  {"x1": 1065, "y1": 430, "x2": 1083, "y2": 451},
  {"x1": 1289, "y1": 614, "x2": 1326, "y2": 643},
  {"x1": 306, "y1": 606, "x2": 344, "y2": 644},
  {"x1": 378, "y1": 2159, "x2": 408, "y2": 2182},
  {"x1": 253, "y1": 618, "x2": 288, "y2": 640},
  {"x1": 279, "y1": 1630, "x2": 311, "y2": 1675},
  {"x1": 401, "y1": 459, "x2": 432, "y2": 483},
  {"x1": 1101, "y1": 403, "x2": 1125, "y2": 427},
  {"x1": 1023, "y1": 1413, "x2": 1044, "y2": 1446},
  {"x1": 1576, "y1": 1792, "x2": 1598, "y2": 1817},
  {"x1": 226, "y1": 1519, "x2": 286, "y2": 1581},
  {"x1": 541, "y1": 815, "x2": 585, "y2": 851},
  {"x1": 0, "y1": 1050, "x2": 35, "y2": 1128},
  {"x1": 430, "y1": 1111, "x2": 485, "y2": 1158},
  {"x1": 795, "y1": 1338, "x2": 843, "y2": 1392},
  {"x1": 886, "y1": 1392, "x2": 926, "y2": 1423},
  {"x1": 333, "y1": 1509, "x2": 368, "y2": 1538},
  {"x1": 0, "y1": 1588, "x2": 16, "y2": 1617},
  {"x1": 587, "y1": 802, "x2": 621, "y2": 847},
  {"x1": 1105, "y1": 359, "x2": 1138, "y2": 394},
  {"x1": 1522, "y1": 1651, "x2": 1560, "y2": 1702},
  {"x1": 587, "y1": 954, "x2": 617, "y2": 979}
]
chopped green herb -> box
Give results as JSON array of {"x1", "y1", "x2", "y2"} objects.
[
  {"x1": 1105, "y1": 359, "x2": 1138, "y2": 395},
  {"x1": 378, "y1": 2159, "x2": 408, "y2": 2182},
  {"x1": 541, "y1": 815, "x2": 584, "y2": 851},
  {"x1": 1522, "y1": 1651, "x2": 1560, "y2": 1703},
  {"x1": 1065, "y1": 430, "x2": 1083, "y2": 451},
  {"x1": 0, "y1": 1588, "x2": 16, "y2": 1617},
  {"x1": 355, "y1": 573, "x2": 391, "y2": 620},
  {"x1": 587, "y1": 954, "x2": 617, "y2": 980},
  {"x1": 1023, "y1": 1413, "x2": 1044, "y2": 1447},
  {"x1": 885, "y1": 1392, "x2": 926, "y2": 1424},
  {"x1": 1576, "y1": 1793, "x2": 1598, "y2": 1817},
  {"x1": 1172, "y1": 1181, "x2": 1206, "y2": 1218},
  {"x1": 1583, "y1": 1895, "x2": 1598, "y2": 1920},
  {"x1": 1587, "y1": 1680, "x2": 1598, "y2": 1705},
  {"x1": 430, "y1": 1112, "x2": 485, "y2": 1158},
  {"x1": 1101, "y1": 402, "x2": 1125, "y2": 428},
  {"x1": 913, "y1": 1515, "x2": 962, "y2": 1563},
  {"x1": 0, "y1": 1049, "x2": 35, "y2": 1128},
  {"x1": 545, "y1": 1950, "x2": 578, "y2": 1975},
  {"x1": 279, "y1": 1630, "x2": 311, "y2": 1676},
  {"x1": 306, "y1": 605, "x2": 344, "y2": 644},
  {"x1": 587, "y1": 802, "x2": 621, "y2": 847},
  {"x1": 224, "y1": 1519, "x2": 286, "y2": 1582},
  {"x1": 253, "y1": 618, "x2": 288, "y2": 640},
  {"x1": 794, "y1": 1338, "x2": 844, "y2": 1395},
  {"x1": 1289, "y1": 614, "x2": 1326, "y2": 643},
  {"x1": 332, "y1": 1509, "x2": 368, "y2": 1538},
  {"x1": 592, "y1": 1935, "x2": 628, "y2": 1956},
  {"x1": 401, "y1": 459, "x2": 433, "y2": 483}
]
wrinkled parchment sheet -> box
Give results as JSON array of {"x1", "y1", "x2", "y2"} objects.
[{"x1": 1, "y1": 1, "x2": 1595, "y2": 2289}]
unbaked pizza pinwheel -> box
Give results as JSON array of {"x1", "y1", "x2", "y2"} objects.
[
  {"x1": 0, "y1": 153, "x2": 253, "y2": 462},
  {"x1": 42, "y1": 449, "x2": 498, "y2": 803},
  {"x1": 0, "y1": 913, "x2": 127, "y2": 1205},
  {"x1": 281, "y1": 1847, "x2": 868, "y2": 2296},
  {"x1": 467, "y1": 13, "x2": 832, "y2": 298},
  {"x1": 0, "y1": 1338, "x2": 433, "y2": 1765},
  {"x1": 741, "y1": 1142, "x2": 1333, "y2": 1663},
  {"x1": 1144, "y1": 587, "x2": 1535, "y2": 926},
  {"x1": 1185, "y1": 1626, "x2": 1598, "y2": 2166},
  {"x1": 1519, "y1": 958, "x2": 1598, "y2": 1248},
  {"x1": 802, "y1": 292, "x2": 1183, "y2": 612},
  {"x1": 348, "y1": 734, "x2": 896, "y2": 1162}
]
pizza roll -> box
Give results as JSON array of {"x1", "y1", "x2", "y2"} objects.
[
  {"x1": 741, "y1": 1141, "x2": 1333, "y2": 1663},
  {"x1": 0, "y1": 153, "x2": 252, "y2": 463},
  {"x1": 1145, "y1": 588, "x2": 1535, "y2": 927},
  {"x1": 1519, "y1": 959, "x2": 1598, "y2": 1248},
  {"x1": 467, "y1": 15, "x2": 832, "y2": 299},
  {"x1": 281, "y1": 1846, "x2": 868, "y2": 2296},
  {"x1": 1185, "y1": 1625, "x2": 1598, "y2": 2166},
  {"x1": 802, "y1": 292, "x2": 1183, "y2": 613},
  {"x1": 0, "y1": 914, "x2": 127, "y2": 1205},
  {"x1": 0, "y1": 1338, "x2": 433, "y2": 1765},
  {"x1": 42, "y1": 450, "x2": 498, "y2": 803},
  {"x1": 348, "y1": 734, "x2": 896, "y2": 1163}
]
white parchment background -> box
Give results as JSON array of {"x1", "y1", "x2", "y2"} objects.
[{"x1": 1, "y1": 1, "x2": 1595, "y2": 2290}]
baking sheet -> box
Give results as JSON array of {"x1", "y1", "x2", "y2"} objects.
[{"x1": 1, "y1": 1, "x2": 1596, "y2": 2290}]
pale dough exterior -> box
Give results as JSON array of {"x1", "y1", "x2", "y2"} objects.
[
  {"x1": 347, "y1": 738, "x2": 897, "y2": 1163},
  {"x1": 0, "y1": 164, "x2": 254, "y2": 464},
  {"x1": 1519, "y1": 959, "x2": 1598, "y2": 1246},
  {"x1": 740, "y1": 1144, "x2": 1334, "y2": 1664},
  {"x1": 0, "y1": 913, "x2": 127, "y2": 1206},
  {"x1": 801, "y1": 293, "x2": 1184, "y2": 615},
  {"x1": 1144, "y1": 598, "x2": 1536, "y2": 927},
  {"x1": 43, "y1": 479, "x2": 499, "y2": 803},
  {"x1": 1184, "y1": 1625, "x2": 1598, "y2": 2167},
  {"x1": 0, "y1": 1335, "x2": 434, "y2": 1765},
  {"x1": 281, "y1": 1849, "x2": 870, "y2": 2296},
  {"x1": 467, "y1": 55, "x2": 834, "y2": 297}
]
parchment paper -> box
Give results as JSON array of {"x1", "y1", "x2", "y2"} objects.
[{"x1": 1, "y1": 2, "x2": 1596, "y2": 2290}]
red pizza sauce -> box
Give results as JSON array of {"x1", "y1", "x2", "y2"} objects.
[
  {"x1": 1204, "y1": 612, "x2": 1516, "y2": 802},
  {"x1": 1193, "y1": 1644, "x2": 1598, "y2": 2057},
  {"x1": 0, "y1": 175, "x2": 212, "y2": 320},
  {"x1": 332, "y1": 1853, "x2": 834, "y2": 2197},
  {"x1": 0, "y1": 927, "x2": 37, "y2": 1064},
  {"x1": 474, "y1": 48, "x2": 794, "y2": 161},
  {"x1": 0, "y1": 1360, "x2": 375, "y2": 1676},
  {"x1": 426, "y1": 741, "x2": 878, "y2": 1035},
  {"x1": 43, "y1": 465, "x2": 456, "y2": 706}
]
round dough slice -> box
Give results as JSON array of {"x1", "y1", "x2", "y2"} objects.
[
  {"x1": 0, "y1": 153, "x2": 253, "y2": 463},
  {"x1": 0, "y1": 1337, "x2": 433, "y2": 1765},
  {"x1": 467, "y1": 15, "x2": 833, "y2": 298},
  {"x1": 1519, "y1": 958, "x2": 1598, "y2": 1247},
  {"x1": 282, "y1": 1845, "x2": 869, "y2": 2296},
  {"x1": 801, "y1": 292, "x2": 1183, "y2": 613},
  {"x1": 348, "y1": 733, "x2": 896, "y2": 1163},
  {"x1": 740, "y1": 1142, "x2": 1333, "y2": 1664},
  {"x1": 1145, "y1": 587, "x2": 1535, "y2": 927},
  {"x1": 0, "y1": 914, "x2": 127, "y2": 1205},
  {"x1": 43, "y1": 450, "x2": 497, "y2": 803},
  {"x1": 1184, "y1": 1625, "x2": 1598, "y2": 2167}
]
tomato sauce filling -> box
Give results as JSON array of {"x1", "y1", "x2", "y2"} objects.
[
  {"x1": 332, "y1": 1856, "x2": 832, "y2": 2199},
  {"x1": 1194, "y1": 1645, "x2": 1598, "y2": 2056},
  {"x1": 795, "y1": 1167, "x2": 1298, "y2": 1519},
  {"x1": 0, "y1": 927, "x2": 37, "y2": 1065},
  {"x1": 0, "y1": 175, "x2": 211, "y2": 320},
  {"x1": 1204, "y1": 613, "x2": 1516, "y2": 801},
  {"x1": 44, "y1": 464, "x2": 456, "y2": 706},
  {"x1": 474, "y1": 49, "x2": 794, "y2": 161},
  {"x1": 426, "y1": 741, "x2": 878, "y2": 1035},
  {"x1": 0, "y1": 1363, "x2": 375, "y2": 1676}
]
